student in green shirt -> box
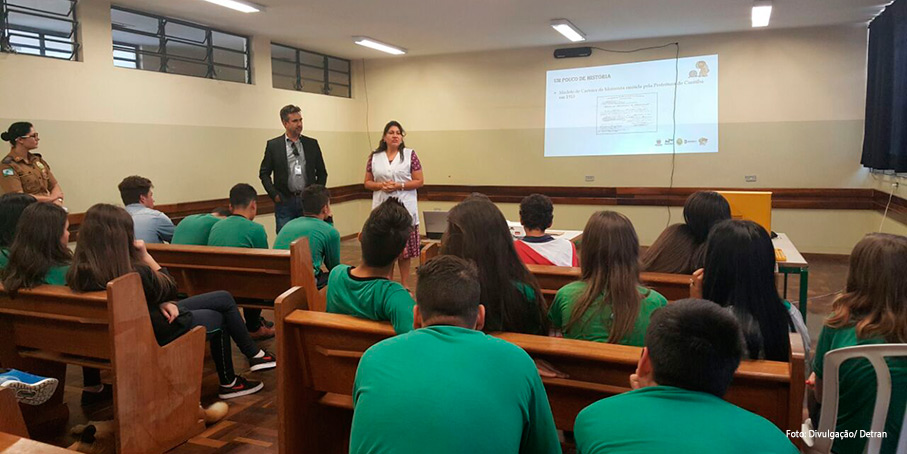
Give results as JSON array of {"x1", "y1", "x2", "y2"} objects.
[
  {"x1": 207, "y1": 183, "x2": 273, "y2": 339},
  {"x1": 0, "y1": 193, "x2": 37, "y2": 263},
  {"x1": 171, "y1": 207, "x2": 229, "y2": 245},
  {"x1": 351, "y1": 255, "x2": 561, "y2": 454},
  {"x1": 441, "y1": 197, "x2": 548, "y2": 335},
  {"x1": 808, "y1": 233, "x2": 907, "y2": 454},
  {"x1": 0, "y1": 202, "x2": 104, "y2": 402},
  {"x1": 0, "y1": 202, "x2": 70, "y2": 292},
  {"x1": 574, "y1": 299, "x2": 798, "y2": 454},
  {"x1": 273, "y1": 185, "x2": 340, "y2": 288},
  {"x1": 327, "y1": 198, "x2": 414, "y2": 333},
  {"x1": 549, "y1": 211, "x2": 666, "y2": 346}
]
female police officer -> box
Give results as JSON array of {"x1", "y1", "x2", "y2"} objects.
[{"x1": 0, "y1": 122, "x2": 64, "y2": 205}]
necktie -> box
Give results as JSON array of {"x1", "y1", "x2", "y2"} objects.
[{"x1": 290, "y1": 141, "x2": 299, "y2": 157}]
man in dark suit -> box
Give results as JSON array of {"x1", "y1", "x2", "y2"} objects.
[{"x1": 259, "y1": 104, "x2": 328, "y2": 232}]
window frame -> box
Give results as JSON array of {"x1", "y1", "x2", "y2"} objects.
[
  {"x1": 0, "y1": 0, "x2": 79, "y2": 61},
  {"x1": 110, "y1": 5, "x2": 251, "y2": 84},
  {"x1": 271, "y1": 42, "x2": 351, "y2": 98}
]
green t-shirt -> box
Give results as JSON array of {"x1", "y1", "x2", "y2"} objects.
[
  {"x1": 325, "y1": 264, "x2": 415, "y2": 334},
  {"x1": 351, "y1": 325, "x2": 561, "y2": 454},
  {"x1": 172, "y1": 214, "x2": 223, "y2": 245},
  {"x1": 548, "y1": 282, "x2": 667, "y2": 346},
  {"x1": 0, "y1": 249, "x2": 67, "y2": 286},
  {"x1": 574, "y1": 386, "x2": 797, "y2": 454},
  {"x1": 206, "y1": 215, "x2": 268, "y2": 249},
  {"x1": 814, "y1": 325, "x2": 907, "y2": 454},
  {"x1": 273, "y1": 216, "x2": 341, "y2": 276}
]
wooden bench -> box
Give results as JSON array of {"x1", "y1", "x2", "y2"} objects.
[
  {"x1": 275, "y1": 287, "x2": 805, "y2": 453},
  {"x1": 147, "y1": 239, "x2": 325, "y2": 311},
  {"x1": 419, "y1": 242, "x2": 691, "y2": 302},
  {"x1": 0, "y1": 274, "x2": 207, "y2": 454},
  {"x1": 526, "y1": 264, "x2": 693, "y2": 303}
]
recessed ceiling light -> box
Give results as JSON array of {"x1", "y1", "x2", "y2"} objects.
[
  {"x1": 203, "y1": 0, "x2": 262, "y2": 14},
  {"x1": 353, "y1": 36, "x2": 406, "y2": 55},
  {"x1": 752, "y1": 0, "x2": 772, "y2": 27},
  {"x1": 551, "y1": 19, "x2": 586, "y2": 42}
]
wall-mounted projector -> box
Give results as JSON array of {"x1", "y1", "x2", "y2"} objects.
[{"x1": 554, "y1": 47, "x2": 592, "y2": 59}]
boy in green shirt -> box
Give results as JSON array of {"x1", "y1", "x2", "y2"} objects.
[
  {"x1": 574, "y1": 299, "x2": 797, "y2": 454},
  {"x1": 351, "y1": 255, "x2": 561, "y2": 454},
  {"x1": 327, "y1": 198, "x2": 414, "y2": 334},
  {"x1": 171, "y1": 207, "x2": 229, "y2": 245},
  {"x1": 273, "y1": 185, "x2": 340, "y2": 288},
  {"x1": 207, "y1": 183, "x2": 273, "y2": 339}
]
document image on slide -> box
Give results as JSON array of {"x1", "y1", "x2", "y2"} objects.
[
  {"x1": 545, "y1": 54, "x2": 718, "y2": 157},
  {"x1": 597, "y1": 93, "x2": 658, "y2": 135}
]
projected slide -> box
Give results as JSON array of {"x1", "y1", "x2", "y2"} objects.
[{"x1": 544, "y1": 54, "x2": 718, "y2": 157}]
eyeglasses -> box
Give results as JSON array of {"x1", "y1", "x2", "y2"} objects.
[
  {"x1": 19, "y1": 133, "x2": 39, "y2": 140},
  {"x1": 386, "y1": 131, "x2": 405, "y2": 137}
]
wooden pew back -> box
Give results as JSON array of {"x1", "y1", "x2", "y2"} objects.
[
  {"x1": 277, "y1": 299, "x2": 804, "y2": 453},
  {"x1": 0, "y1": 274, "x2": 206, "y2": 454},
  {"x1": 527, "y1": 264, "x2": 692, "y2": 302},
  {"x1": 147, "y1": 240, "x2": 313, "y2": 307}
]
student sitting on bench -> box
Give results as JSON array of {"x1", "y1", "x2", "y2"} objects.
[
  {"x1": 574, "y1": 299, "x2": 797, "y2": 453},
  {"x1": 68, "y1": 204, "x2": 275, "y2": 400},
  {"x1": 273, "y1": 184, "x2": 340, "y2": 289},
  {"x1": 350, "y1": 255, "x2": 561, "y2": 454},
  {"x1": 326, "y1": 198, "x2": 415, "y2": 334}
]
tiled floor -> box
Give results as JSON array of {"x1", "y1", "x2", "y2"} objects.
[{"x1": 32, "y1": 241, "x2": 848, "y2": 453}]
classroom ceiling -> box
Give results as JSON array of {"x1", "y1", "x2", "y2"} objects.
[{"x1": 109, "y1": 0, "x2": 889, "y2": 59}]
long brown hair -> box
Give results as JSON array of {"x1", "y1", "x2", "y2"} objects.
[
  {"x1": 566, "y1": 211, "x2": 644, "y2": 343},
  {"x1": 67, "y1": 204, "x2": 174, "y2": 300},
  {"x1": 1, "y1": 203, "x2": 71, "y2": 295},
  {"x1": 826, "y1": 233, "x2": 907, "y2": 343},
  {"x1": 441, "y1": 198, "x2": 547, "y2": 334}
]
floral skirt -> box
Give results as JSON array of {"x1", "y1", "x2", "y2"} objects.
[{"x1": 401, "y1": 225, "x2": 420, "y2": 259}]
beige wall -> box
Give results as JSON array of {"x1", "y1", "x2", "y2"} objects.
[
  {"x1": 1, "y1": 2, "x2": 903, "y2": 248},
  {"x1": 0, "y1": 0, "x2": 370, "y2": 223},
  {"x1": 363, "y1": 25, "x2": 871, "y2": 188}
]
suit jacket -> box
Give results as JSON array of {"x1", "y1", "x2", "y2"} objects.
[{"x1": 259, "y1": 134, "x2": 328, "y2": 200}]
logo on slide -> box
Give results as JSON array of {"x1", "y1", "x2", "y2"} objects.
[{"x1": 688, "y1": 60, "x2": 710, "y2": 78}]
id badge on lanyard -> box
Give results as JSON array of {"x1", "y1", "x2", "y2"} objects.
[{"x1": 294, "y1": 163, "x2": 303, "y2": 176}]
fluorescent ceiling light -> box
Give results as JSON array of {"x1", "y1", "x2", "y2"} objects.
[
  {"x1": 353, "y1": 36, "x2": 406, "y2": 55},
  {"x1": 551, "y1": 19, "x2": 586, "y2": 42},
  {"x1": 752, "y1": 0, "x2": 772, "y2": 27},
  {"x1": 203, "y1": 0, "x2": 262, "y2": 13}
]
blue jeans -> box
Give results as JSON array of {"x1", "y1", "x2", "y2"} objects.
[{"x1": 274, "y1": 195, "x2": 303, "y2": 233}]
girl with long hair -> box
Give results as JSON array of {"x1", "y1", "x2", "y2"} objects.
[
  {"x1": 1, "y1": 202, "x2": 70, "y2": 294},
  {"x1": 692, "y1": 220, "x2": 800, "y2": 362},
  {"x1": 0, "y1": 193, "x2": 36, "y2": 252},
  {"x1": 441, "y1": 197, "x2": 547, "y2": 334},
  {"x1": 641, "y1": 191, "x2": 731, "y2": 274},
  {"x1": 809, "y1": 233, "x2": 906, "y2": 454},
  {"x1": 68, "y1": 204, "x2": 275, "y2": 399},
  {"x1": 549, "y1": 211, "x2": 667, "y2": 345}
]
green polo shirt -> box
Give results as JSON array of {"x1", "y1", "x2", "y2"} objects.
[
  {"x1": 273, "y1": 216, "x2": 341, "y2": 276},
  {"x1": 351, "y1": 325, "x2": 561, "y2": 454},
  {"x1": 548, "y1": 282, "x2": 667, "y2": 346},
  {"x1": 207, "y1": 215, "x2": 268, "y2": 249},
  {"x1": 172, "y1": 214, "x2": 223, "y2": 245},
  {"x1": 326, "y1": 264, "x2": 415, "y2": 334},
  {"x1": 814, "y1": 325, "x2": 907, "y2": 454},
  {"x1": 575, "y1": 386, "x2": 797, "y2": 454},
  {"x1": 0, "y1": 252, "x2": 68, "y2": 287}
]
